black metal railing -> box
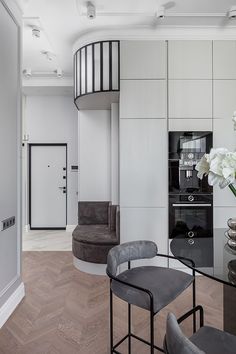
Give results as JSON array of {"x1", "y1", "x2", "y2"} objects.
[{"x1": 74, "y1": 40, "x2": 120, "y2": 109}]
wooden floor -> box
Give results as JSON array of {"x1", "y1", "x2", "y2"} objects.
[{"x1": 0, "y1": 252, "x2": 223, "y2": 354}]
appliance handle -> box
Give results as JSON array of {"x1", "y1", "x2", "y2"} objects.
[{"x1": 172, "y1": 203, "x2": 212, "y2": 207}]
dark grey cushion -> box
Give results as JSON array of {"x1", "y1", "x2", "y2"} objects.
[
  {"x1": 73, "y1": 225, "x2": 118, "y2": 245},
  {"x1": 111, "y1": 266, "x2": 193, "y2": 313},
  {"x1": 78, "y1": 201, "x2": 109, "y2": 225},
  {"x1": 108, "y1": 204, "x2": 117, "y2": 231},
  {"x1": 190, "y1": 326, "x2": 236, "y2": 354},
  {"x1": 165, "y1": 313, "x2": 205, "y2": 354},
  {"x1": 107, "y1": 240, "x2": 157, "y2": 276}
]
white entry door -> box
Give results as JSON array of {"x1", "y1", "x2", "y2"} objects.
[{"x1": 30, "y1": 144, "x2": 67, "y2": 229}]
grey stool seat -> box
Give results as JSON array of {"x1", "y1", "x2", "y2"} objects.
[
  {"x1": 112, "y1": 266, "x2": 193, "y2": 313},
  {"x1": 190, "y1": 326, "x2": 236, "y2": 354},
  {"x1": 165, "y1": 306, "x2": 236, "y2": 354}
]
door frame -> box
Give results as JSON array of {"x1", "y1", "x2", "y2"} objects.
[{"x1": 29, "y1": 143, "x2": 68, "y2": 230}]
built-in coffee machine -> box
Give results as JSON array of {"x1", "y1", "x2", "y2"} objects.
[
  {"x1": 169, "y1": 131, "x2": 212, "y2": 194},
  {"x1": 168, "y1": 131, "x2": 213, "y2": 268}
]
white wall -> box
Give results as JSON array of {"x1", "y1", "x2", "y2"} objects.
[
  {"x1": 78, "y1": 110, "x2": 111, "y2": 201},
  {"x1": 24, "y1": 95, "x2": 78, "y2": 226},
  {"x1": 0, "y1": 0, "x2": 24, "y2": 327}
]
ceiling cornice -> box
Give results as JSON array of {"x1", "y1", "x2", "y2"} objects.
[{"x1": 73, "y1": 26, "x2": 236, "y2": 52}]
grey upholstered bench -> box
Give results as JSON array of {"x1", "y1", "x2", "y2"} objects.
[{"x1": 72, "y1": 202, "x2": 120, "y2": 264}]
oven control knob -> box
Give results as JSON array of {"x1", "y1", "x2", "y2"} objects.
[
  {"x1": 188, "y1": 239, "x2": 195, "y2": 245},
  {"x1": 188, "y1": 195, "x2": 194, "y2": 202},
  {"x1": 188, "y1": 231, "x2": 195, "y2": 238},
  {"x1": 188, "y1": 153, "x2": 194, "y2": 159}
]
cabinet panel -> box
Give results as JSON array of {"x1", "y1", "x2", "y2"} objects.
[
  {"x1": 213, "y1": 41, "x2": 236, "y2": 79},
  {"x1": 213, "y1": 118, "x2": 235, "y2": 152},
  {"x1": 120, "y1": 40, "x2": 166, "y2": 79},
  {"x1": 214, "y1": 207, "x2": 236, "y2": 228},
  {"x1": 213, "y1": 80, "x2": 236, "y2": 207},
  {"x1": 120, "y1": 119, "x2": 167, "y2": 207},
  {"x1": 168, "y1": 40, "x2": 212, "y2": 79},
  {"x1": 213, "y1": 184, "x2": 236, "y2": 208},
  {"x1": 120, "y1": 207, "x2": 168, "y2": 267},
  {"x1": 169, "y1": 118, "x2": 212, "y2": 131},
  {"x1": 120, "y1": 80, "x2": 166, "y2": 119},
  {"x1": 169, "y1": 80, "x2": 212, "y2": 119},
  {"x1": 213, "y1": 80, "x2": 236, "y2": 119}
]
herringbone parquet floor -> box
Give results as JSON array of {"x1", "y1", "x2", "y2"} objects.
[{"x1": 0, "y1": 252, "x2": 223, "y2": 354}]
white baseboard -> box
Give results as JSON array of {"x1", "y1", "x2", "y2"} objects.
[
  {"x1": 73, "y1": 256, "x2": 106, "y2": 276},
  {"x1": 24, "y1": 224, "x2": 30, "y2": 232},
  {"x1": 0, "y1": 282, "x2": 25, "y2": 328},
  {"x1": 66, "y1": 225, "x2": 76, "y2": 232}
]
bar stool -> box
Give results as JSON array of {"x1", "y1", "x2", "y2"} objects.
[
  {"x1": 165, "y1": 306, "x2": 236, "y2": 354},
  {"x1": 106, "y1": 240, "x2": 196, "y2": 353}
]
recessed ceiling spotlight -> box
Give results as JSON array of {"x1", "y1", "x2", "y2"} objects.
[
  {"x1": 156, "y1": 5, "x2": 165, "y2": 19},
  {"x1": 32, "y1": 26, "x2": 40, "y2": 38},
  {"x1": 87, "y1": 1, "x2": 96, "y2": 19},
  {"x1": 22, "y1": 68, "x2": 32, "y2": 77},
  {"x1": 55, "y1": 68, "x2": 63, "y2": 78},
  {"x1": 228, "y1": 6, "x2": 236, "y2": 19},
  {"x1": 41, "y1": 51, "x2": 56, "y2": 61}
]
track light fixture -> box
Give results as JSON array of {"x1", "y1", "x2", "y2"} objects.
[
  {"x1": 32, "y1": 26, "x2": 40, "y2": 38},
  {"x1": 87, "y1": 1, "x2": 96, "y2": 19},
  {"x1": 41, "y1": 51, "x2": 56, "y2": 61},
  {"x1": 228, "y1": 6, "x2": 236, "y2": 19},
  {"x1": 55, "y1": 68, "x2": 63, "y2": 78},
  {"x1": 23, "y1": 68, "x2": 32, "y2": 77},
  {"x1": 156, "y1": 6, "x2": 165, "y2": 19}
]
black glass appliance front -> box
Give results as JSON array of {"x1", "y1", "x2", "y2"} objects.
[
  {"x1": 169, "y1": 194, "x2": 213, "y2": 240},
  {"x1": 169, "y1": 131, "x2": 213, "y2": 194}
]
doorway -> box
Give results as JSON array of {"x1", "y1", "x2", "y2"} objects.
[{"x1": 29, "y1": 144, "x2": 67, "y2": 229}]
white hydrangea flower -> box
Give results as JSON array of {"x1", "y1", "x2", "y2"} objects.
[
  {"x1": 195, "y1": 148, "x2": 236, "y2": 189},
  {"x1": 195, "y1": 155, "x2": 209, "y2": 179},
  {"x1": 232, "y1": 111, "x2": 236, "y2": 130}
]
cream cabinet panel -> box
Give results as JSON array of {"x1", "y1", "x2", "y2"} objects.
[
  {"x1": 213, "y1": 80, "x2": 236, "y2": 119},
  {"x1": 120, "y1": 40, "x2": 166, "y2": 79},
  {"x1": 214, "y1": 207, "x2": 236, "y2": 228},
  {"x1": 213, "y1": 41, "x2": 236, "y2": 79},
  {"x1": 214, "y1": 184, "x2": 236, "y2": 208},
  {"x1": 120, "y1": 207, "x2": 168, "y2": 267},
  {"x1": 213, "y1": 118, "x2": 236, "y2": 152},
  {"x1": 169, "y1": 119, "x2": 212, "y2": 131},
  {"x1": 168, "y1": 40, "x2": 212, "y2": 79},
  {"x1": 120, "y1": 119, "x2": 167, "y2": 207},
  {"x1": 169, "y1": 80, "x2": 212, "y2": 119},
  {"x1": 120, "y1": 80, "x2": 166, "y2": 119}
]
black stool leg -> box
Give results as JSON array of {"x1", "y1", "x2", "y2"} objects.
[
  {"x1": 150, "y1": 309, "x2": 154, "y2": 354},
  {"x1": 192, "y1": 273, "x2": 196, "y2": 333},
  {"x1": 128, "y1": 303, "x2": 131, "y2": 353},
  {"x1": 110, "y1": 283, "x2": 113, "y2": 353}
]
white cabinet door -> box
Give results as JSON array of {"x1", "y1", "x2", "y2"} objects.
[
  {"x1": 120, "y1": 80, "x2": 166, "y2": 119},
  {"x1": 120, "y1": 40, "x2": 166, "y2": 79},
  {"x1": 168, "y1": 40, "x2": 212, "y2": 79},
  {"x1": 213, "y1": 41, "x2": 236, "y2": 79},
  {"x1": 120, "y1": 207, "x2": 168, "y2": 267},
  {"x1": 213, "y1": 80, "x2": 236, "y2": 119},
  {"x1": 120, "y1": 119, "x2": 167, "y2": 207},
  {"x1": 168, "y1": 80, "x2": 212, "y2": 119},
  {"x1": 169, "y1": 119, "x2": 212, "y2": 131}
]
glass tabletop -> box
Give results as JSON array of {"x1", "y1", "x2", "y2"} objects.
[{"x1": 170, "y1": 228, "x2": 236, "y2": 288}]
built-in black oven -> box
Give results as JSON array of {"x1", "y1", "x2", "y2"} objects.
[{"x1": 169, "y1": 194, "x2": 213, "y2": 240}]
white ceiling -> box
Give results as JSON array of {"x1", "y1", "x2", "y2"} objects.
[{"x1": 17, "y1": 0, "x2": 236, "y2": 79}]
